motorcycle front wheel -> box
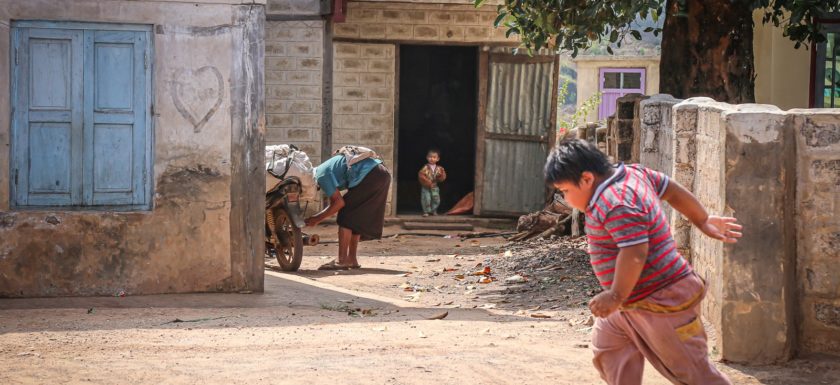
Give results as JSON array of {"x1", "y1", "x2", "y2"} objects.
[{"x1": 268, "y1": 207, "x2": 303, "y2": 271}]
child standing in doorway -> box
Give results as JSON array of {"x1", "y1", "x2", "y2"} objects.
[{"x1": 418, "y1": 149, "x2": 446, "y2": 217}]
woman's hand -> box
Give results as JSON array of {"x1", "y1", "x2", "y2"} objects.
[
  {"x1": 699, "y1": 215, "x2": 742, "y2": 243},
  {"x1": 304, "y1": 216, "x2": 320, "y2": 227}
]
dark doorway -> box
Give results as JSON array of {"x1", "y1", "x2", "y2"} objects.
[{"x1": 397, "y1": 45, "x2": 477, "y2": 215}]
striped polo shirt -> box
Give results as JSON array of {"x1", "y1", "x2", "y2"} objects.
[{"x1": 585, "y1": 163, "x2": 692, "y2": 304}]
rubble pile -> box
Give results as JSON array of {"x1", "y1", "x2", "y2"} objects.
[{"x1": 489, "y1": 236, "x2": 602, "y2": 309}]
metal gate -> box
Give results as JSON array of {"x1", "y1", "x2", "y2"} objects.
[{"x1": 475, "y1": 51, "x2": 558, "y2": 216}]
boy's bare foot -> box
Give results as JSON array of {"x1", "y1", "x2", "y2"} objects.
[{"x1": 422, "y1": 213, "x2": 429, "y2": 217}]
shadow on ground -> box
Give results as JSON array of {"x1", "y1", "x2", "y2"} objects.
[{"x1": 0, "y1": 271, "x2": 568, "y2": 335}]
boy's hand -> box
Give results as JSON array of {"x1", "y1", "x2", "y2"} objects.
[
  {"x1": 589, "y1": 289, "x2": 624, "y2": 318},
  {"x1": 699, "y1": 215, "x2": 742, "y2": 243}
]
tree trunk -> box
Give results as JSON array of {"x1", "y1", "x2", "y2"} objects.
[{"x1": 660, "y1": 0, "x2": 756, "y2": 103}]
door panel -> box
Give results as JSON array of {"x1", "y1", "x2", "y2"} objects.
[
  {"x1": 85, "y1": 30, "x2": 149, "y2": 206},
  {"x1": 478, "y1": 53, "x2": 556, "y2": 215},
  {"x1": 93, "y1": 124, "x2": 134, "y2": 192},
  {"x1": 12, "y1": 28, "x2": 85, "y2": 206},
  {"x1": 28, "y1": 123, "x2": 72, "y2": 193}
]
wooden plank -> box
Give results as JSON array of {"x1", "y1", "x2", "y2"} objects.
[
  {"x1": 402, "y1": 222, "x2": 474, "y2": 231},
  {"x1": 485, "y1": 132, "x2": 547, "y2": 143},
  {"x1": 549, "y1": 55, "x2": 559, "y2": 147},
  {"x1": 545, "y1": 55, "x2": 560, "y2": 205},
  {"x1": 488, "y1": 53, "x2": 556, "y2": 64},
  {"x1": 321, "y1": 20, "x2": 334, "y2": 162},
  {"x1": 13, "y1": 20, "x2": 152, "y2": 32},
  {"x1": 333, "y1": 37, "x2": 519, "y2": 48},
  {"x1": 474, "y1": 48, "x2": 489, "y2": 216},
  {"x1": 392, "y1": 43, "x2": 400, "y2": 217}
]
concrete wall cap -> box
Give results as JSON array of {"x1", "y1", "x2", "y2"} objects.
[
  {"x1": 677, "y1": 97, "x2": 734, "y2": 112},
  {"x1": 732, "y1": 104, "x2": 783, "y2": 113},
  {"x1": 616, "y1": 93, "x2": 649, "y2": 102},
  {"x1": 787, "y1": 108, "x2": 840, "y2": 115},
  {"x1": 571, "y1": 55, "x2": 661, "y2": 63},
  {"x1": 641, "y1": 94, "x2": 682, "y2": 105}
]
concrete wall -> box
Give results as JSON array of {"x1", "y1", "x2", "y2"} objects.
[
  {"x1": 333, "y1": 1, "x2": 517, "y2": 43},
  {"x1": 606, "y1": 94, "x2": 648, "y2": 163},
  {"x1": 267, "y1": 0, "x2": 323, "y2": 15},
  {"x1": 635, "y1": 94, "x2": 840, "y2": 361},
  {"x1": 792, "y1": 110, "x2": 840, "y2": 354},
  {"x1": 690, "y1": 100, "x2": 796, "y2": 364},
  {"x1": 753, "y1": 10, "x2": 811, "y2": 109},
  {"x1": 573, "y1": 56, "x2": 661, "y2": 123},
  {"x1": 0, "y1": 0, "x2": 266, "y2": 296},
  {"x1": 265, "y1": 20, "x2": 325, "y2": 164},
  {"x1": 639, "y1": 94, "x2": 682, "y2": 235}
]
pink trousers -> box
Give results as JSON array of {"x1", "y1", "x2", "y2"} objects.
[{"x1": 591, "y1": 273, "x2": 732, "y2": 385}]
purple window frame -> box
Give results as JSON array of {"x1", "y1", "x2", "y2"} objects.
[{"x1": 598, "y1": 67, "x2": 646, "y2": 120}]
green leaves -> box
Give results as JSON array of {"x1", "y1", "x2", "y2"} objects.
[
  {"x1": 472, "y1": 0, "x2": 840, "y2": 56},
  {"x1": 474, "y1": 0, "x2": 666, "y2": 54},
  {"x1": 760, "y1": 0, "x2": 840, "y2": 48},
  {"x1": 494, "y1": 12, "x2": 507, "y2": 27}
]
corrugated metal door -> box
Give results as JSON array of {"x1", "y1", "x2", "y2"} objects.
[{"x1": 476, "y1": 52, "x2": 557, "y2": 216}]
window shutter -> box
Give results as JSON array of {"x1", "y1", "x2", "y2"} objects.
[
  {"x1": 11, "y1": 28, "x2": 85, "y2": 206},
  {"x1": 84, "y1": 30, "x2": 150, "y2": 206}
]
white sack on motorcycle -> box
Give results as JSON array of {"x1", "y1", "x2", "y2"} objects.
[{"x1": 265, "y1": 145, "x2": 317, "y2": 201}]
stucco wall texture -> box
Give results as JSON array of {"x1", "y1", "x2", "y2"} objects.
[
  {"x1": 0, "y1": 0, "x2": 266, "y2": 297},
  {"x1": 638, "y1": 95, "x2": 840, "y2": 361}
]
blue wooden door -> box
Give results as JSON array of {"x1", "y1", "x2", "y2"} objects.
[
  {"x1": 11, "y1": 27, "x2": 85, "y2": 206},
  {"x1": 85, "y1": 30, "x2": 150, "y2": 206},
  {"x1": 11, "y1": 22, "x2": 152, "y2": 209}
]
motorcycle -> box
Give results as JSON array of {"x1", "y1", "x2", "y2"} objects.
[{"x1": 265, "y1": 146, "x2": 318, "y2": 271}]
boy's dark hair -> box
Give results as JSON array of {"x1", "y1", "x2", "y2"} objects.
[
  {"x1": 427, "y1": 148, "x2": 441, "y2": 156},
  {"x1": 544, "y1": 139, "x2": 611, "y2": 184}
]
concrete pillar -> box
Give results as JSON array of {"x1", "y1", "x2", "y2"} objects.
[
  {"x1": 680, "y1": 99, "x2": 796, "y2": 364},
  {"x1": 610, "y1": 93, "x2": 649, "y2": 163},
  {"x1": 670, "y1": 99, "x2": 703, "y2": 263},
  {"x1": 639, "y1": 94, "x2": 682, "y2": 224}
]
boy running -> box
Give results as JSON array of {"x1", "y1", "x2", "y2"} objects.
[{"x1": 544, "y1": 139, "x2": 742, "y2": 385}]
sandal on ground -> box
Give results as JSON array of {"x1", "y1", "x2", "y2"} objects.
[
  {"x1": 348, "y1": 264, "x2": 362, "y2": 269},
  {"x1": 317, "y1": 260, "x2": 351, "y2": 271}
]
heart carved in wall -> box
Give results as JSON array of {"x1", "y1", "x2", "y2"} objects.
[{"x1": 172, "y1": 66, "x2": 224, "y2": 133}]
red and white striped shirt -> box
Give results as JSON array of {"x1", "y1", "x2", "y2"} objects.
[{"x1": 585, "y1": 163, "x2": 691, "y2": 304}]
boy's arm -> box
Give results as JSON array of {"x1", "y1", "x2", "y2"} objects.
[
  {"x1": 660, "y1": 180, "x2": 743, "y2": 243},
  {"x1": 589, "y1": 243, "x2": 648, "y2": 317},
  {"x1": 436, "y1": 167, "x2": 446, "y2": 182}
]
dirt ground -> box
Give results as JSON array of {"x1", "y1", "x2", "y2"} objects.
[{"x1": 2, "y1": 223, "x2": 839, "y2": 385}]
